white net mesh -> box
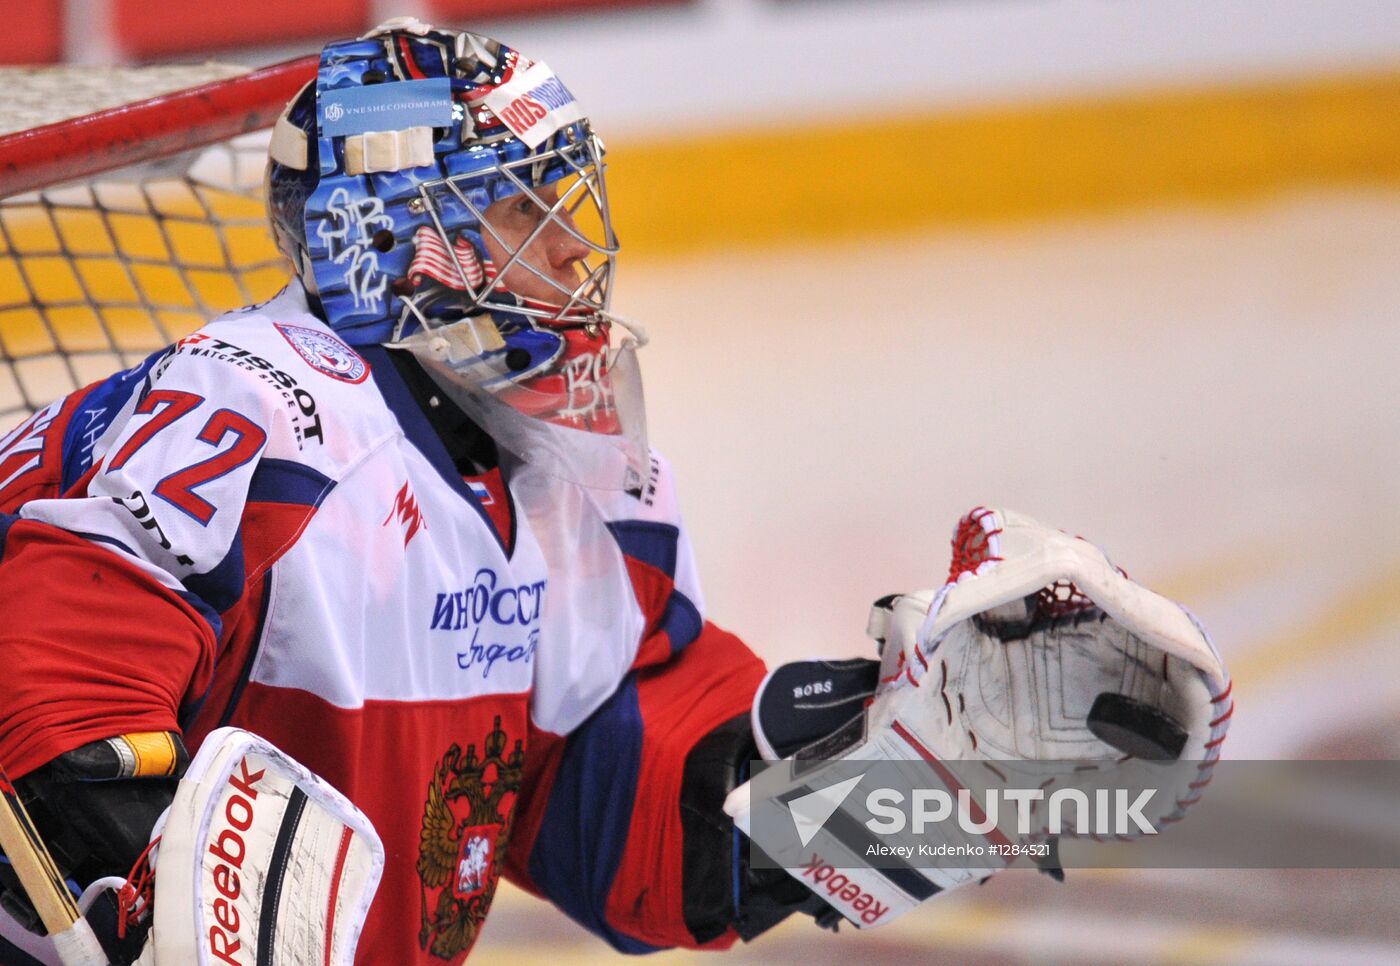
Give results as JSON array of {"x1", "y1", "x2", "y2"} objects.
[
  {"x1": 0, "y1": 64, "x2": 251, "y2": 135},
  {"x1": 0, "y1": 67, "x2": 291, "y2": 433}
]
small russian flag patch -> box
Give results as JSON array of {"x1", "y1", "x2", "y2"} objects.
[{"x1": 466, "y1": 480, "x2": 494, "y2": 505}]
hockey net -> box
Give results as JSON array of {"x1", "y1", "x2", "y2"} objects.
[{"x1": 0, "y1": 59, "x2": 315, "y2": 433}]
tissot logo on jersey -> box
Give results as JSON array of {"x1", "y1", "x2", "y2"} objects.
[
  {"x1": 625, "y1": 452, "x2": 663, "y2": 507},
  {"x1": 172, "y1": 333, "x2": 325, "y2": 447}
]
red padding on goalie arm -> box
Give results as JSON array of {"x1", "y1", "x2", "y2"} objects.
[
  {"x1": 613, "y1": 623, "x2": 765, "y2": 948},
  {"x1": 0, "y1": 518, "x2": 216, "y2": 779},
  {"x1": 503, "y1": 622, "x2": 764, "y2": 951},
  {"x1": 607, "y1": 622, "x2": 765, "y2": 948}
]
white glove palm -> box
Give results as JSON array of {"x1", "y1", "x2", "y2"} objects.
[{"x1": 727, "y1": 506, "x2": 1233, "y2": 927}]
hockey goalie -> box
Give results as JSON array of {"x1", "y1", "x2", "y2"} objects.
[{"x1": 0, "y1": 20, "x2": 1231, "y2": 965}]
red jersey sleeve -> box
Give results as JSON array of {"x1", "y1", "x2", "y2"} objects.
[
  {"x1": 502, "y1": 620, "x2": 765, "y2": 952},
  {"x1": 0, "y1": 343, "x2": 294, "y2": 778}
]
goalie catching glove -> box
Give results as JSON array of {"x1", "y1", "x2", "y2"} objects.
[{"x1": 725, "y1": 506, "x2": 1233, "y2": 928}]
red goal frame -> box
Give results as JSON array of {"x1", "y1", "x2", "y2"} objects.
[{"x1": 0, "y1": 55, "x2": 317, "y2": 199}]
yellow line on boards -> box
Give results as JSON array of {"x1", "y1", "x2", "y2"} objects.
[
  {"x1": 1148, "y1": 532, "x2": 1304, "y2": 606},
  {"x1": 605, "y1": 66, "x2": 1400, "y2": 257},
  {"x1": 1230, "y1": 558, "x2": 1400, "y2": 684},
  {"x1": 1149, "y1": 925, "x2": 1257, "y2": 965}
]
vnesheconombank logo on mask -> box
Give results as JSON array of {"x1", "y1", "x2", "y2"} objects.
[{"x1": 320, "y1": 77, "x2": 455, "y2": 138}]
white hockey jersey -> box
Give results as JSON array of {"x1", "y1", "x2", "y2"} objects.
[{"x1": 0, "y1": 286, "x2": 765, "y2": 963}]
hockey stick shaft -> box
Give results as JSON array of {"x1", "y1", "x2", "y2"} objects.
[{"x1": 0, "y1": 764, "x2": 109, "y2": 965}]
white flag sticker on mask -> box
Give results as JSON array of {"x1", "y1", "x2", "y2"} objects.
[{"x1": 481, "y1": 63, "x2": 585, "y2": 149}]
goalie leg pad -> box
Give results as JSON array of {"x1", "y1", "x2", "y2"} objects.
[{"x1": 142, "y1": 727, "x2": 383, "y2": 966}]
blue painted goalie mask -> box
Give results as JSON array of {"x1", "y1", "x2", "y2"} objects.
[{"x1": 267, "y1": 20, "x2": 648, "y2": 483}]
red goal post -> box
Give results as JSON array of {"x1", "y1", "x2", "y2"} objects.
[{"x1": 0, "y1": 57, "x2": 316, "y2": 432}]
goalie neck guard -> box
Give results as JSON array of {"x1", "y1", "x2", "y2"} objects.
[{"x1": 267, "y1": 19, "x2": 647, "y2": 488}]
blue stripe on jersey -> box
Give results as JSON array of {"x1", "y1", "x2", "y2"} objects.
[
  {"x1": 179, "y1": 585, "x2": 228, "y2": 641},
  {"x1": 182, "y1": 460, "x2": 328, "y2": 642},
  {"x1": 68, "y1": 529, "x2": 138, "y2": 557},
  {"x1": 359, "y1": 347, "x2": 509, "y2": 556},
  {"x1": 527, "y1": 675, "x2": 659, "y2": 954},
  {"x1": 605, "y1": 522, "x2": 700, "y2": 653},
  {"x1": 247, "y1": 458, "x2": 335, "y2": 507},
  {"x1": 660, "y1": 590, "x2": 702, "y2": 655},
  {"x1": 0, "y1": 512, "x2": 16, "y2": 555},
  {"x1": 182, "y1": 536, "x2": 243, "y2": 621},
  {"x1": 605, "y1": 521, "x2": 679, "y2": 577},
  {"x1": 58, "y1": 348, "x2": 166, "y2": 491},
  {"x1": 214, "y1": 569, "x2": 274, "y2": 729}
]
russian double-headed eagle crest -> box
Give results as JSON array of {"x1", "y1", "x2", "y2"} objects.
[{"x1": 417, "y1": 715, "x2": 525, "y2": 959}]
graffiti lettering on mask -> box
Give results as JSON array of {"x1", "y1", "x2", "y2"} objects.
[
  {"x1": 322, "y1": 55, "x2": 358, "y2": 84},
  {"x1": 456, "y1": 627, "x2": 539, "y2": 679},
  {"x1": 316, "y1": 187, "x2": 395, "y2": 311},
  {"x1": 557, "y1": 346, "x2": 615, "y2": 423}
]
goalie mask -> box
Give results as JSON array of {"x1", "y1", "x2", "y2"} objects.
[{"x1": 267, "y1": 20, "x2": 647, "y2": 486}]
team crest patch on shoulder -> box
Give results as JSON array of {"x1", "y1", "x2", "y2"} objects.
[
  {"x1": 275, "y1": 323, "x2": 369, "y2": 383},
  {"x1": 416, "y1": 716, "x2": 523, "y2": 960}
]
